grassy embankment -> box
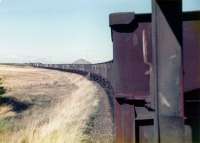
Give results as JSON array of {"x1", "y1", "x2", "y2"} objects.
[
  {"x1": 0, "y1": 66, "x2": 114, "y2": 143},
  {"x1": 0, "y1": 67, "x2": 101, "y2": 143},
  {"x1": 0, "y1": 78, "x2": 10, "y2": 135}
]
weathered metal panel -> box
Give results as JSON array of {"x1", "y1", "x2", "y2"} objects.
[
  {"x1": 110, "y1": 12, "x2": 152, "y2": 143},
  {"x1": 183, "y1": 21, "x2": 200, "y2": 92},
  {"x1": 115, "y1": 101, "x2": 135, "y2": 143},
  {"x1": 110, "y1": 12, "x2": 150, "y2": 99},
  {"x1": 152, "y1": 0, "x2": 184, "y2": 143}
]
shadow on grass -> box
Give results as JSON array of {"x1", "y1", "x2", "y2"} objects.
[
  {"x1": 0, "y1": 78, "x2": 32, "y2": 113},
  {"x1": 0, "y1": 97, "x2": 32, "y2": 113}
]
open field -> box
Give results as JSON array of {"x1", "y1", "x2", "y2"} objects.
[{"x1": 0, "y1": 65, "x2": 114, "y2": 143}]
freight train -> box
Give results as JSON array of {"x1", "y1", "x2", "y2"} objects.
[{"x1": 30, "y1": 7, "x2": 200, "y2": 143}]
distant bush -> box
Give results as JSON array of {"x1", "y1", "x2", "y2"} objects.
[{"x1": 0, "y1": 78, "x2": 6, "y2": 95}]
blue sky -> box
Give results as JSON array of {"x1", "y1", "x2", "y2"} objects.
[{"x1": 0, "y1": 0, "x2": 199, "y2": 63}]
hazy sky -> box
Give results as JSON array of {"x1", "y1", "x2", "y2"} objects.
[{"x1": 0, "y1": 0, "x2": 199, "y2": 64}]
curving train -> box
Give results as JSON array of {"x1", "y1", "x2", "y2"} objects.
[{"x1": 30, "y1": 5, "x2": 200, "y2": 143}]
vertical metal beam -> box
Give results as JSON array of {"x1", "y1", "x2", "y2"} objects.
[
  {"x1": 110, "y1": 12, "x2": 150, "y2": 143},
  {"x1": 152, "y1": 0, "x2": 184, "y2": 143},
  {"x1": 115, "y1": 100, "x2": 136, "y2": 143}
]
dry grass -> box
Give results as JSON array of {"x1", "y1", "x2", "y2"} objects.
[{"x1": 0, "y1": 65, "x2": 102, "y2": 143}]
